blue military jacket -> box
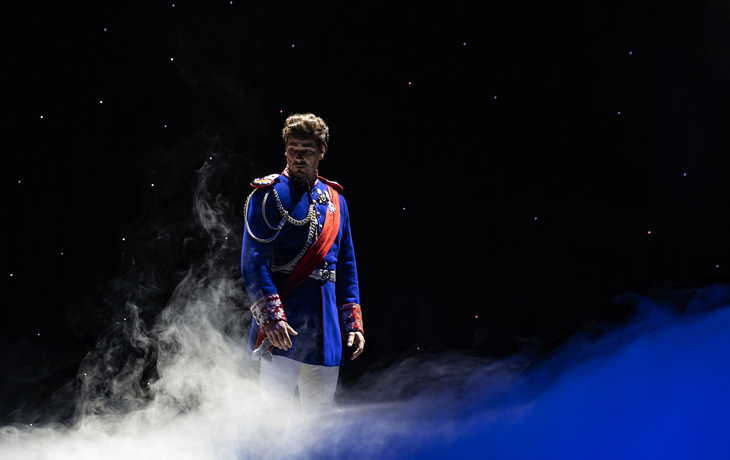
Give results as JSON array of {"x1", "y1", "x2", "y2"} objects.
[{"x1": 241, "y1": 168, "x2": 362, "y2": 366}]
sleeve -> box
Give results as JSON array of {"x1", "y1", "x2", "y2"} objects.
[
  {"x1": 335, "y1": 195, "x2": 364, "y2": 335},
  {"x1": 241, "y1": 188, "x2": 287, "y2": 330}
]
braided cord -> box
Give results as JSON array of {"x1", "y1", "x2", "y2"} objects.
[
  {"x1": 243, "y1": 188, "x2": 319, "y2": 272},
  {"x1": 272, "y1": 188, "x2": 311, "y2": 226},
  {"x1": 271, "y1": 206, "x2": 318, "y2": 273},
  {"x1": 244, "y1": 191, "x2": 282, "y2": 244}
]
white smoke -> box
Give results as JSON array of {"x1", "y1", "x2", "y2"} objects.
[{"x1": 1, "y1": 151, "x2": 729, "y2": 459}]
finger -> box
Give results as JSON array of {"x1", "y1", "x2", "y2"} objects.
[
  {"x1": 267, "y1": 329, "x2": 283, "y2": 349},
  {"x1": 347, "y1": 332, "x2": 354, "y2": 347},
  {"x1": 286, "y1": 324, "x2": 298, "y2": 335},
  {"x1": 352, "y1": 335, "x2": 364, "y2": 359},
  {"x1": 269, "y1": 332, "x2": 281, "y2": 349},
  {"x1": 352, "y1": 344, "x2": 363, "y2": 360},
  {"x1": 273, "y1": 330, "x2": 288, "y2": 350},
  {"x1": 283, "y1": 329, "x2": 292, "y2": 349},
  {"x1": 264, "y1": 324, "x2": 277, "y2": 347},
  {"x1": 268, "y1": 323, "x2": 292, "y2": 350}
]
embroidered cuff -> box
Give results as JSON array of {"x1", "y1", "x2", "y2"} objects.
[
  {"x1": 250, "y1": 294, "x2": 286, "y2": 331},
  {"x1": 338, "y1": 303, "x2": 363, "y2": 335}
]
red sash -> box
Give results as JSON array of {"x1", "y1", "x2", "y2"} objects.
[{"x1": 255, "y1": 184, "x2": 341, "y2": 348}]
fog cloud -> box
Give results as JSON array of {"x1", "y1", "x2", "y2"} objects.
[{"x1": 2, "y1": 153, "x2": 728, "y2": 459}]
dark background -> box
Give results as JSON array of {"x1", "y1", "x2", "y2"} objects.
[{"x1": 3, "y1": 0, "x2": 729, "y2": 423}]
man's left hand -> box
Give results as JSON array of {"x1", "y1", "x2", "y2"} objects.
[{"x1": 346, "y1": 332, "x2": 365, "y2": 360}]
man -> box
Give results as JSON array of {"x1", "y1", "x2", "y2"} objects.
[{"x1": 241, "y1": 113, "x2": 364, "y2": 411}]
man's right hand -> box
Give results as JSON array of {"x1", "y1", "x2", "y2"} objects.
[{"x1": 265, "y1": 321, "x2": 298, "y2": 350}]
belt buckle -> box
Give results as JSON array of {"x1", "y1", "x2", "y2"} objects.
[{"x1": 313, "y1": 268, "x2": 334, "y2": 282}]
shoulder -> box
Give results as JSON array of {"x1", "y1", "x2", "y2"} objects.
[
  {"x1": 317, "y1": 175, "x2": 343, "y2": 192},
  {"x1": 250, "y1": 173, "x2": 282, "y2": 189}
]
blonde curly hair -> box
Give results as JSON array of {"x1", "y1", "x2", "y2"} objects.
[{"x1": 282, "y1": 113, "x2": 329, "y2": 155}]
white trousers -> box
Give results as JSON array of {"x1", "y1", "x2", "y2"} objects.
[{"x1": 259, "y1": 355, "x2": 340, "y2": 410}]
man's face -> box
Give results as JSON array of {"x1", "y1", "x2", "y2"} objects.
[{"x1": 285, "y1": 136, "x2": 324, "y2": 182}]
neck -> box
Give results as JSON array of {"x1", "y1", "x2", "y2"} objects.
[{"x1": 292, "y1": 174, "x2": 311, "y2": 187}]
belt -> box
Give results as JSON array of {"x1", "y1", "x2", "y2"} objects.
[{"x1": 275, "y1": 267, "x2": 336, "y2": 283}]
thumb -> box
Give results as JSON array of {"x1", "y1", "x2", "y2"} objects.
[
  {"x1": 286, "y1": 323, "x2": 298, "y2": 335},
  {"x1": 347, "y1": 333, "x2": 354, "y2": 347}
]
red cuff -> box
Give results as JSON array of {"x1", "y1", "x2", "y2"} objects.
[
  {"x1": 338, "y1": 303, "x2": 363, "y2": 335},
  {"x1": 250, "y1": 294, "x2": 286, "y2": 330}
]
